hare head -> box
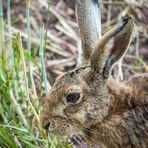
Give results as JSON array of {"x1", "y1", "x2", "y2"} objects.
[{"x1": 41, "y1": 13, "x2": 134, "y2": 139}]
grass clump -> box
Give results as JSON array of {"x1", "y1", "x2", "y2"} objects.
[{"x1": 0, "y1": 1, "x2": 71, "y2": 147}]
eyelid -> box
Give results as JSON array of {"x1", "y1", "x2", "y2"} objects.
[
  {"x1": 68, "y1": 89, "x2": 81, "y2": 94},
  {"x1": 66, "y1": 85, "x2": 81, "y2": 94}
]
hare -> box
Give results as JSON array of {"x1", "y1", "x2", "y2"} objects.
[{"x1": 41, "y1": 0, "x2": 148, "y2": 147}]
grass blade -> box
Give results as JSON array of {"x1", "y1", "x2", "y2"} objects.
[
  {"x1": 39, "y1": 25, "x2": 51, "y2": 96},
  {"x1": 18, "y1": 33, "x2": 39, "y2": 123},
  {"x1": 26, "y1": 0, "x2": 37, "y2": 99}
]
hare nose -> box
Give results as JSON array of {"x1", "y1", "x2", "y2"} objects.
[{"x1": 43, "y1": 121, "x2": 50, "y2": 130}]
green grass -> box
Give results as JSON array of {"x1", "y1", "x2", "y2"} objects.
[{"x1": 0, "y1": 1, "x2": 71, "y2": 147}]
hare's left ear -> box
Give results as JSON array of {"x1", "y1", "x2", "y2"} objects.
[{"x1": 90, "y1": 16, "x2": 134, "y2": 78}]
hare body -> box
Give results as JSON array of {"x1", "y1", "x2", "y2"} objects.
[
  {"x1": 41, "y1": 67, "x2": 148, "y2": 148},
  {"x1": 83, "y1": 74, "x2": 148, "y2": 148},
  {"x1": 41, "y1": 1, "x2": 148, "y2": 147}
]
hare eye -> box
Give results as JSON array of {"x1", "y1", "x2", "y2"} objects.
[{"x1": 66, "y1": 92, "x2": 80, "y2": 104}]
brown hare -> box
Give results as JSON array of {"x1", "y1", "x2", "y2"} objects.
[{"x1": 41, "y1": 0, "x2": 148, "y2": 147}]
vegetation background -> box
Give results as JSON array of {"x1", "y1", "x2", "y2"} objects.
[{"x1": 0, "y1": 0, "x2": 148, "y2": 147}]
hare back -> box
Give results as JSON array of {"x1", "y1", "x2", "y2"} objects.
[
  {"x1": 126, "y1": 73, "x2": 148, "y2": 102},
  {"x1": 108, "y1": 74, "x2": 148, "y2": 148},
  {"x1": 84, "y1": 74, "x2": 148, "y2": 148}
]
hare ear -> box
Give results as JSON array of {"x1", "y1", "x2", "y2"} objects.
[
  {"x1": 90, "y1": 16, "x2": 134, "y2": 78},
  {"x1": 75, "y1": 0, "x2": 101, "y2": 61}
]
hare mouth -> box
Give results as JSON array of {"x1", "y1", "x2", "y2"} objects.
[
  {"x1": 69, "y1": 134, "x2": 88, "y2": 147},
  {"x1": 45, "y1": 129, "x2": 53, "y2": 136}
]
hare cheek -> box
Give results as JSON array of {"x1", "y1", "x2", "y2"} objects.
[
  {"x1": 64, "y1": 105, "x2": 88, "y2": 124},
  {"x1": 53, "y1": 118, "x2": 73, "y2": 135},
  {"x1": 53, "y1": 104, "x2": 67, "y2": 118},
  {"x1": 66, "y1": 108, "x2": 87, "y2": 124},
  {"x1": 74, "y1": 110, "x2": 87, "y2": 123}
]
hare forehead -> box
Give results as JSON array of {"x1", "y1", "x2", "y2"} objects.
[
  {"x1": 48, "y1": 71, "x2": 89, "y2": 102},
  {"x1": 53, "y1": 66, "x2": 90, "y2": 86},
  {"x1": 47, "y1": 83, "x2": 80, "y2": 106}
]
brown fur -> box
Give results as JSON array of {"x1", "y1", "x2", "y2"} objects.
[
  {"x1": 41, "y1": 5, "x2": 148, "y2": 148},
  {"x1": 83, "y1": 75, "x2": 148, "y2": 148},
  {"x1": 41, "y1": 68, "x2": 148, "y2": 147}
]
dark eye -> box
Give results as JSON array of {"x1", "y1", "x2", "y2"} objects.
[{"x1": 66, "y1": 92, "x2": 80, "y2": 104}]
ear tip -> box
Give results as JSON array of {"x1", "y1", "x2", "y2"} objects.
[
  {"x1": 121, "y1": 15, "x2": 134, "y2": 27},
  {"x1": 122, "y1": 15, "x2": 131, "y2": 22}
]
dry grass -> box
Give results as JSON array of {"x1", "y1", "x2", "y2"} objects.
[{"x1": 4, "y1": 0, "x2": 148, "y2": 80}]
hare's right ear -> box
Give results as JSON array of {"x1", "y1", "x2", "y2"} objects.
[
  {"x1": 75, "y1": 0, "x2": 101, "y2": 60},
  {"x1": 90, "y1": 16, "x2": 134, "y2": 79}
]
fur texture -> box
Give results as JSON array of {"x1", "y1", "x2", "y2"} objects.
[{"x1": 41, "y1": 8, "x2": 148, "y2": 148}]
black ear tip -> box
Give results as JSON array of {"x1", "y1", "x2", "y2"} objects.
[{"x1": 122, "y1": 15, "x2": 132, "y2": 23}]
